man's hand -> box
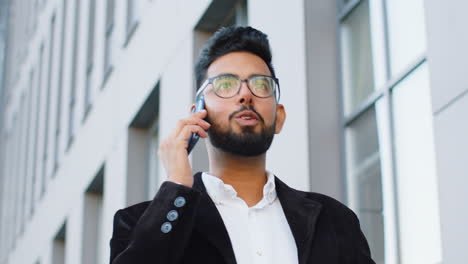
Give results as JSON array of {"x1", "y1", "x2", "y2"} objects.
[{"x1": 158, "y1": 109, "x2": 210, "y2": 188}]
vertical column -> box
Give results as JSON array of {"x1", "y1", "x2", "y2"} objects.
[{"x1": 248, "y1": 0, "x2": 310, "y2": 189}]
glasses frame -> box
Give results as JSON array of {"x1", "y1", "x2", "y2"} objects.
[{"x1": 196, "y1": 74, "x2": 281, "y2": 102}]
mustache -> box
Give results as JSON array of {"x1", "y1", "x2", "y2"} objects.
[{"x1": 228, "y1": 105, "x2": 265, "y2": 124}]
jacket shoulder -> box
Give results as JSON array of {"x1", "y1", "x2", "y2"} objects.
[{"x1": 297, "y1": 189, "x2": 358, "y2": 220}]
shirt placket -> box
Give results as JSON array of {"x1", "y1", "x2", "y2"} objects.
[{"x1": 248, "y1": 208, "x2": 269, "y2": 264}]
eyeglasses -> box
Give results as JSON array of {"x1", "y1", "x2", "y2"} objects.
[{"x1": 196, "y1": 74, "x2": 281, "y2": 102}]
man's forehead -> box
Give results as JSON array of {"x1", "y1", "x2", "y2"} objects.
[{"x1": 206, "y1": 51, "x2": 272, "y2": 78}]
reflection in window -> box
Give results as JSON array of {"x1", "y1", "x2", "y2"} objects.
[
  {"x1": 126, "y1": 0, "x2": 139, "y2": 37},
  {"x1": 386, "y1": 0, "x2": 427, "y2": 76},
  {"x1": 392, "y1": 63, "x2": 442, "y2": 264},
  {"x1": 104, "y1": 0, "x2": 115, "y2": 81},
  {"x1": 345, "y1": 107, "x2": 385, "y2": 263},
  {"x1": 340, "y1": 0, "x2": 375, "y2": 115}
]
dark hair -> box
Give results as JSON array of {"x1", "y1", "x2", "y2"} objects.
[{"x1": 194, "y1": 26, "x2": 276, "y2": 89}]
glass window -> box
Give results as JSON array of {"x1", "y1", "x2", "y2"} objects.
[
  {"x1": 104, "y1": 0, "x2": 115, "y2": 79},
  {"x1": 386, "y1": 0, "x2": 427, "y2": 76},
  {"x1": 85, "y1": 0, "x2": 96, "y2": 116},
  {"x1": 126, "y1": 0, "x2": 139, "y2": 34},
  {"x1": 146, "y1": 119, "x2": 159, "y2": 199},
  {"x1": 54, "y1": 0, "x2": 67, "y2": 172},
  {"x1": 345, "y1": 106, "x2": 385, "y2": 263},
  {"x1": 339, "y1": 0, "x2": 432, "y2": 261},
  {"x1": 340, "y1": 0, "x2": 376, "y2": 114},
  {"x1": 68, "y1": 0, "x2": 81, "y2": 147},
  {"x1": 392, "y1": 63, "x2": 442, "y2": 264},
  {"x1": 43, "y1": 14, "x2": 56, "y2": 194}
]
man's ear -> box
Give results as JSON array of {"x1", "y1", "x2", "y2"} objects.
[{"x1": 274, "y1": 104, "x2": 286, "y2": 134}]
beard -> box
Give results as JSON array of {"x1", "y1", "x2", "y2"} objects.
[{"x1": 205, "y1": 107, "x2": 275, "y2": 157}]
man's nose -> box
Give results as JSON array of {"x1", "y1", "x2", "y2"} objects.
[{"x1": 237, "y1": 80, "x2": 253, "y2": 105}]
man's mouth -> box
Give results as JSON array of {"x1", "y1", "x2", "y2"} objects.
[{"x1": 234, "y1": 110, "x2": 259, "y2": 126}]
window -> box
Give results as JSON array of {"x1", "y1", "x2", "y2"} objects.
[
  {"x1": 345, "y1": 106, "x2": 385, "y2": 262},
  {"x1": 127, "y1": 83, "x2": 160, "y2": 201},
  {"x1": 84, "y1": 0, "x2": 96, "y2": 119},
  {"x1": 386, "y1": 0, "x2": 427, "y2": 77},
  {"x1": 42, "y1": 14, "x2": 56, "y2": 195},
  {"x1": 54, "y1": 0, "x2": 67, "y2": 173},
  {"x1": 340, "y1": 0, "x2": 375, "y2": 115},
  {"x1": 17, "y1": 94, "x2": 28, "y2": 236},
  {"x1": 125, "y1": 0, "x2": 139, "y2": 44},
  {"x1": 82, "y1": 167, "x2": 105, "y2": 264},
  {"x1": 24, "y1": 69, "x2": 35, "y2": 219},
  {"x1": 68, "y1": 0, "x2": 81, "y2": 148},
  {"x1": 31, "y1": 44, "x2": 45, "y2": 216},
  {"x1": 391, "y1": 63, "x2": 442, "y2": 263},
  {"x1": 338, "y1": 0, "x2": 440, "y2": 263},
  {"x1": 52, "y1": 223, "x2": 66, "y2": 264},
  {"x1": 103, "y1": 0, "x2": 115, "y2": 84},
  {"x1": 22, "y1": 70, "x2": 35, "y2": 234}
]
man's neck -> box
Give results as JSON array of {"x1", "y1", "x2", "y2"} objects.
[{"x1": 207, "y1": 148, "x2": 268, "y2": 207}]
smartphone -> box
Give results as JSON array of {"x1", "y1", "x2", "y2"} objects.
[{"x1": 187, "y1": 95, "x2": 205, "y2": 154}]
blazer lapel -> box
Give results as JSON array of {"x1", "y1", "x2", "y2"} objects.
[
  {"x1": 275, "y1": 176, "x2": 323, "y2": 264},
  {"x1": 192, "y1": 172, "x2": 237, "y2": 264}
]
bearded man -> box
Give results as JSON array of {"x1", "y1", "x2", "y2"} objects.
[{"x1": 109, "y1": 26, "x2": 375, "y2": 264}]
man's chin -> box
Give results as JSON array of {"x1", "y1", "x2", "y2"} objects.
[{"x1": 207, "y1": 128, "x2": 274, "y2": 157}]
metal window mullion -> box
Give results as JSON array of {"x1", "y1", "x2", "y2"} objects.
[
  {"x1": 338, "y1": 0, "x2": 361, "y2": 21},
  {"x1": 343, "y1": 53, "x2": 427, "y2": 128},
  {"x1": 381, "y1": 0, "x2": 401, "y2": 262},
  {"x1": 388, "y1": 55, "x2": 427, "y2": 91},
  {"x1": 343, "y1": 87, "x2": 385, "y2": 126}
]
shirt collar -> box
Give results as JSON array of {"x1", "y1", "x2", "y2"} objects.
[{"x1": 202, "y1": 171, "x2": 277, "y2": 208}]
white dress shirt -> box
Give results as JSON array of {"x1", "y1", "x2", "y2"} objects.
[{"x1": 202, "y1": 172, "x2": 299, "y2": 264}]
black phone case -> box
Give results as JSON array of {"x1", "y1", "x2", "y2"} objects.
[{"x1": 187, "y1": 95, "x2": 205, "y2": 154}]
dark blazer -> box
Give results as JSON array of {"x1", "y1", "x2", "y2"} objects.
[{"x1": 110, "y1": 172, "x2": 375, "y2": 264}]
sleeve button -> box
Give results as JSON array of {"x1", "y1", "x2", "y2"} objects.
[
  {"x1": 174, "y1": 196, "x2": 186, "y2": 207},
  {"x1": 167, "y1": 210, "x2": 179, "y2": 221},
  {"x1": 161, "y1": 222, "x2": 172, "y2": 233}
]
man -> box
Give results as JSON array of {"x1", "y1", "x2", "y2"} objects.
[{"x1": 109, "y1": 26, "x2": 375, "y2": 264}]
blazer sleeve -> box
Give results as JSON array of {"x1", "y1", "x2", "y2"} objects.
[{"x1": 109, "y1": 181, "x2": 202, "y2": 264}]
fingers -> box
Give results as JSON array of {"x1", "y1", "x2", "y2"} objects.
[
  {"x1": 173, "y1": 110, "x2": 210, "y2": 137},
  {"x1": 177, "y1": 125, "x2": 209, "y2": 143}
]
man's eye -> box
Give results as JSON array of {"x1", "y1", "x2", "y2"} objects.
[
  {"x1": 219, "y1": 82, "x2": 232, "y2": 89},
  {"x1": 253, "y1": 79, "x2": 270, "y2": 90},
  {"x1": 215, "y1": 78, "x2": 236, "y2": 90}
]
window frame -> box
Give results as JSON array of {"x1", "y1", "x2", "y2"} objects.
[{"x1": 338, "y1": 0, "x2": 429, "y2": 262}]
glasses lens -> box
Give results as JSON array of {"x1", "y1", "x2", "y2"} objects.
[
  {"x1": 212, "y1": 75, "x2": 239, "y2": 97},
  {"x1": 249, "y1": 76, "x2": 275, "y2": 97}
]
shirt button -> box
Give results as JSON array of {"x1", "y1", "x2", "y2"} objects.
[
  {"x1": 174, "y1": 196, "x2": 186, "y2": 207},
  {"x1": 167, "y1": 210, "x2": 179, "y2": 221},
  {"x1": 161, "y1": 222, "x2": 172, "y2": 233}
]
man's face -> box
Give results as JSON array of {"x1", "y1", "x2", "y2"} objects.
[{"x1": 202, "y1": 51, "x2": 286, "y2": 156}]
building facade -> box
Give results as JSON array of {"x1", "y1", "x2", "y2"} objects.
[{"x1": 0, "y1": 0, "x2": 465, "y2": 263}]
